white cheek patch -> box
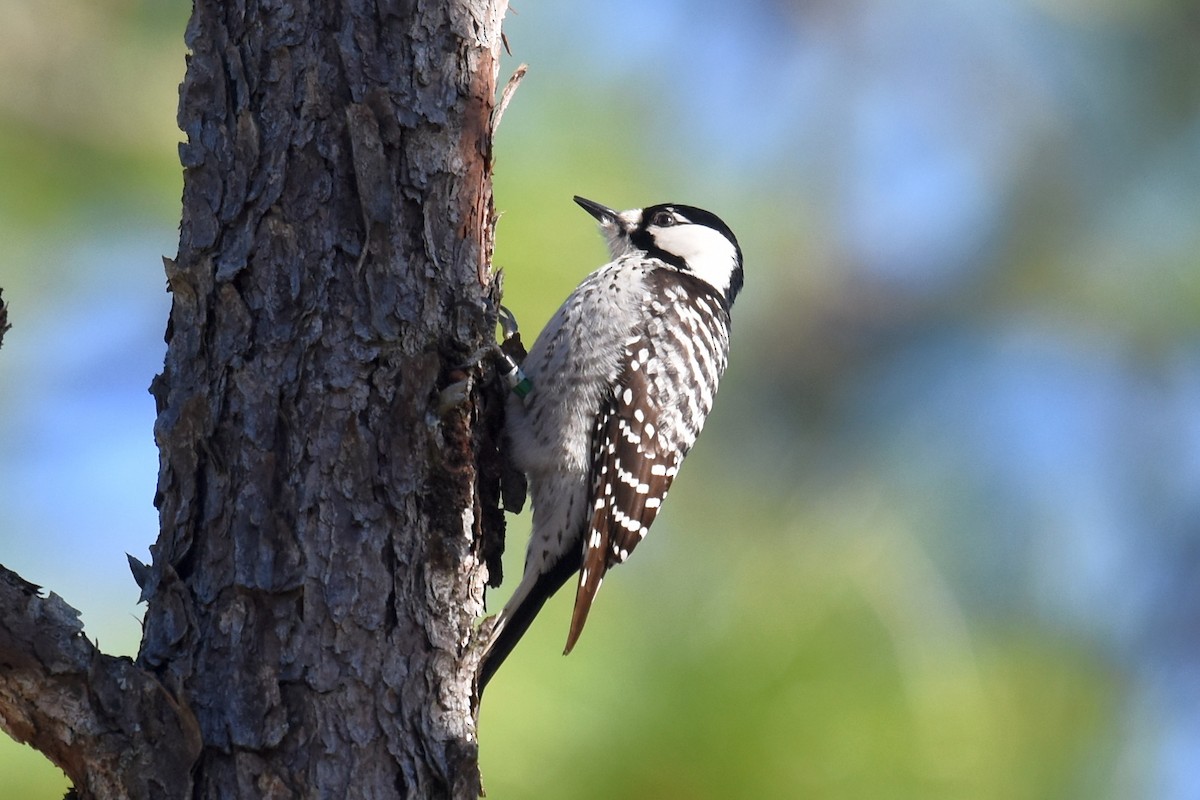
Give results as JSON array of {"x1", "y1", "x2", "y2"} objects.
[{"x1": 653, "y1": 225, "x2": 739, "y2": 295}]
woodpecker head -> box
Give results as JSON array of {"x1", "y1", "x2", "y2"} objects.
[{"x1": 574, "y1": 196, "x2": 744, "y2": 306}]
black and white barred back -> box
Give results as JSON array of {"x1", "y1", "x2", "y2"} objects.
[{"x1": 479, "y1": 197, "x2": 742, "y2": 691}]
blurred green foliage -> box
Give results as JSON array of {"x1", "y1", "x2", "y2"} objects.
[{"x1": 479, "y1": 485, "x2": 1119, "y2": 799}]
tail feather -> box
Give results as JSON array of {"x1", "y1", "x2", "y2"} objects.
[
  {"x1": 478, "y1": 553, "x2": 578, "y2": 693},
  {"x1": 564, "y1": 539, "x2": 610, "y2": 654}
]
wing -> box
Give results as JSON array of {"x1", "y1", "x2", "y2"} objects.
[
  {"x1": 563, "y1": 332, "x2": 683, "y2": 653},
  {"x1": 563, "y1": 275, "x2": 732, "y2": 654}
]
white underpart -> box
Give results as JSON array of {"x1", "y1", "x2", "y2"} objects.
[{"x1": 499, "y1": 260, "x2": 654, "y2": 620}]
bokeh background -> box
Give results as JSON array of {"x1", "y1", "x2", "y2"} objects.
[{"x1": 2, "y1": 1, "x2": 1198, "y2": 797}]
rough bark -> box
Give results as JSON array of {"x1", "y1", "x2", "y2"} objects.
[
  {"x1": 0, "y1": 0, "x2": 509, "y2": 797},
  {"x1": 0, "y1": 567, "x2": 201, "y2": 798}
]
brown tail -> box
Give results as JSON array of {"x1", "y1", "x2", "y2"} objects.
[{"x1": 564, "y1": 535, "x2": 611, "y2": 654}]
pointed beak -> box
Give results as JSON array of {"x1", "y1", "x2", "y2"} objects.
[{"x1": 573, "y1": 196, "x2": 618, "y2": 224}]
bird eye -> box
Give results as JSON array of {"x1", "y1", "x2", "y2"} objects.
[{"x1": 651, "y1": 211, "x2": 675, "y2": 227}]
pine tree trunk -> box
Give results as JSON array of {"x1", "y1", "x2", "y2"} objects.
[{"x1": 0, "y1": 1, "x2": 509, "y2": 797}]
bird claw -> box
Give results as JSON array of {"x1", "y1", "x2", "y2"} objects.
[
  {"x1": 439, "y1": 305, "x2": 531, "y2": 413},
  {"x1": 498, "y1": 304, "x2": 520, "y2": 342}
]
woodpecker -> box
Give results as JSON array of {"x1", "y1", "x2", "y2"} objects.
[{"x1": 479, "y1": 196, "x2": 743, "y2": 690}]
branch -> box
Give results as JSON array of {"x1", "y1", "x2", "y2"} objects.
[
  {"x1": 0, "y1": 564, "x2": 201, "y2": 799},
  {"x1": 489, "y1": 63, "x2": 527, "y2": 138},
  {"x1": 0, "y1": 287, "x2": 10, "y2": 351}
]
